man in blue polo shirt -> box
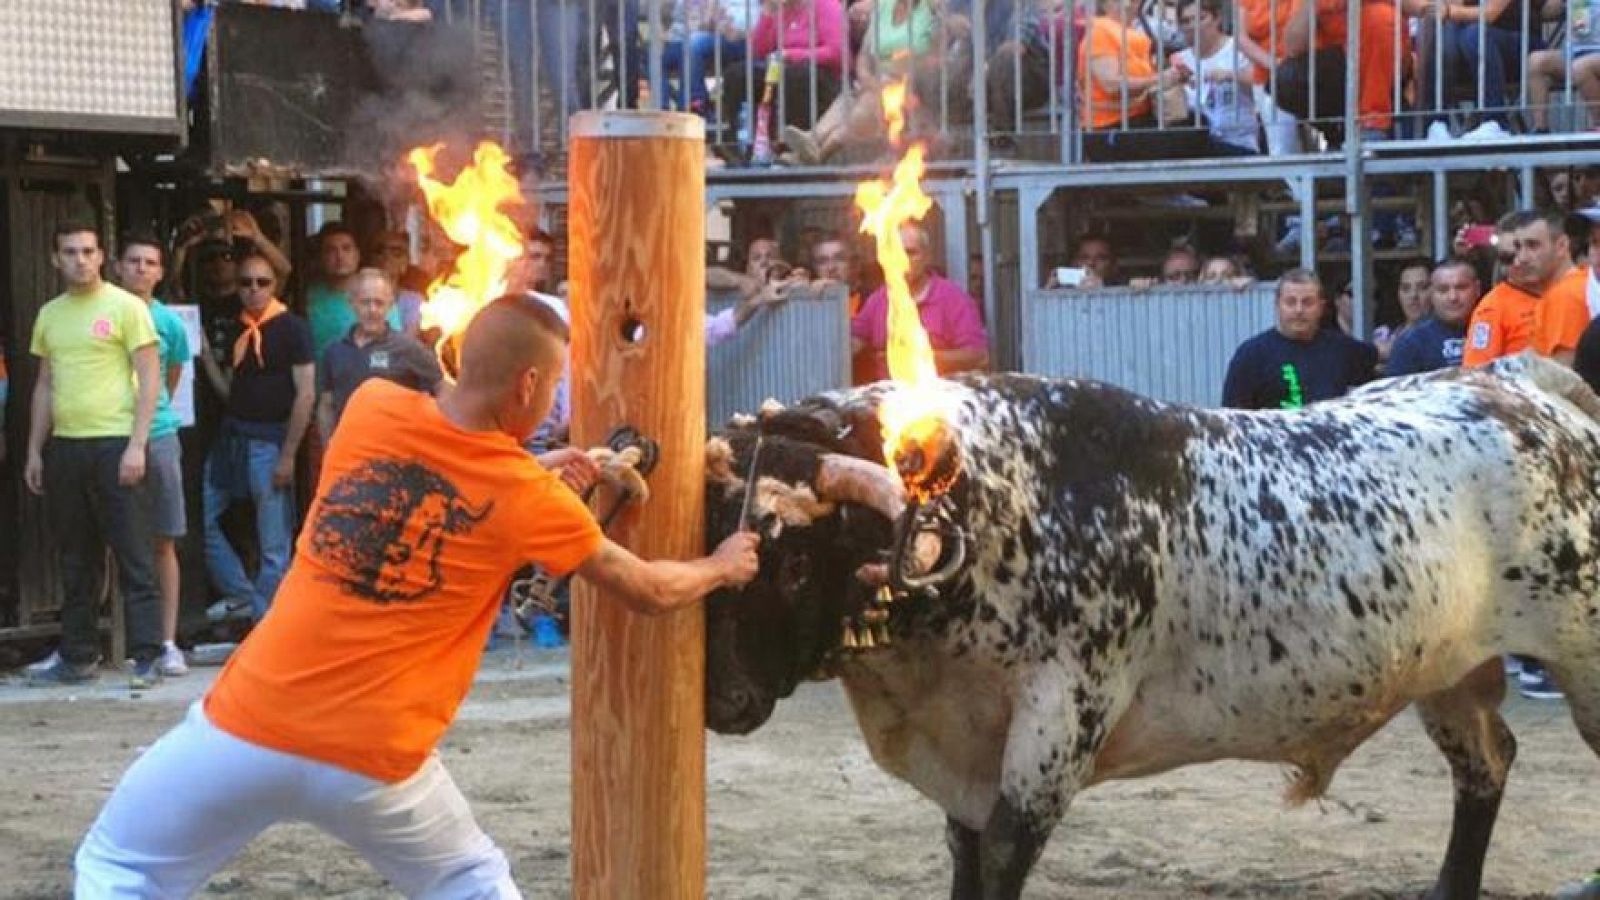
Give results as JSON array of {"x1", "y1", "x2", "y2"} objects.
[
  {"x1": 1222, "y1": 269, "x2": 1377, "y2": 410},
  {"x1": 316, "y1": 269, "x2": 442, "y2": 437},
  {"x1": 1387, "y1": 259, "x2": 1482, "y2": 376}
]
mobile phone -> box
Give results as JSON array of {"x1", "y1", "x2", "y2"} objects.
[
  {"x1": 1461, "y1": 224, "x2": 1497, "y2": 248},
  {"x1": 1054, "y1": 266, "x2": 1087, "y2": 288}
]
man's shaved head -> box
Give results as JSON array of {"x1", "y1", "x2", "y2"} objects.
[
  {"x1": 455, "y1": 295, "x2": 570, "y2": 440},
  {"x1": 458, "y1": 294, "x2": 569, "y2": 391}
]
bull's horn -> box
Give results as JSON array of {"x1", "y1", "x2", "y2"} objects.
[{"x1": 815, "y1": 453, "x2": 905, "y2": 522}]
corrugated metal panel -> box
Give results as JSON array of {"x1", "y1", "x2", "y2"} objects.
[
  {"x1": 706, "y1": 283, "x2": 851, "y2": 427},
  {"x1": 1022, "y1": 283, "x2": 1280, "y2": 408}
]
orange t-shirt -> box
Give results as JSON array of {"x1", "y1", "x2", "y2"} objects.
[
  {"x1": 1079, "y1": 16, "x2": 1154, "y2": 129},
  {"x1": 1533, "y1": 266, "x2": 1594, "y2": 356},
  {"x1": 1239, "y1": 0, "x2": 1344, "y2": 85},
  {"x1": 1462, "y1": 281, "x2": 1541, "y2": 368},
  {"x1": 206, "y1": 379, "x2": 603, "y2": 782}
]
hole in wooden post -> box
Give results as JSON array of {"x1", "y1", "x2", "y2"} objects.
[{"x1": 621, "y1": 317, "x2": 647, "y2": 344}]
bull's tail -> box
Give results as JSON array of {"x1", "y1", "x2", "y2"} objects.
[{"x1": 1490, "y1": 351, "x2": 1600, "y2": 423}]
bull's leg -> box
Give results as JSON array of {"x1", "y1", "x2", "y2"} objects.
[
  {"x1": 946, "y1": 817, "x2": 981, "y2": 900},
  {"x1": 1416, "y1": 658, "x2": 1516, "y2": 900},
  {"x1": 977, "y1": 793, "x2": 1056, "y2": 900},
  {"x1": 975, "y1": 670, "x2": 1107, "y2": 900}
]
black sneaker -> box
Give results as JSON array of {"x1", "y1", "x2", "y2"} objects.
[
  {"x1": 129, "y1": 658, "x2": 163, "y2": 691},
  {"x1": 26, "y1": 657, "x2": 100, "y2": 686}
]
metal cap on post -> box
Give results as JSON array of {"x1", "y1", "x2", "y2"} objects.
[{"x1": 567, "y1": 110, "x2": 707, "y2": 900}]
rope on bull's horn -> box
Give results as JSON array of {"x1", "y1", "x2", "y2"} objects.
[{"x1": 510, "y1": 444, "x2": 652, "y2": 626}]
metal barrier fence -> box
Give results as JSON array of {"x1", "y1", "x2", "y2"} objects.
[
  {"x1": 415, "y1": 0, "x2": 1595, "y2": 166},
  {"x1": 1021, "y1": 281, "x2": 1279, "y2": 407},
  {"x1": 706, "y1": 282, "x2": 852, "y2": 426}
]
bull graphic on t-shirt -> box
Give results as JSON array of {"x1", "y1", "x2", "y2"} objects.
[{"x1": 309, "y1": 459, "x2": 493, "y2": 604}]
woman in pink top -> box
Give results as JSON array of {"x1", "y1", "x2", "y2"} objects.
[{"x1": 719, "y1": 0, "x2": 847, "y2": 153}]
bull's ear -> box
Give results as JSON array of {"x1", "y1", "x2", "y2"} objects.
[{"x1": 834, "y1": 402, "x2": 887, "y2": 465}]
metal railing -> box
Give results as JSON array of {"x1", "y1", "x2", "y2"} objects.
[
  {"x1": 1021, "y1": 281, "x2": 1280, "y2": 407},
  {"x1": 407, "y1": 0, "x2": 1596, "y2": 167},
  {"x1": 706, "y1": 282, "x2": 852, "y2": 426}
]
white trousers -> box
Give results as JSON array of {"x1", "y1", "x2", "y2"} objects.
[{"x1": 75, "y1": 703, "x2": 519, "y2": 899}]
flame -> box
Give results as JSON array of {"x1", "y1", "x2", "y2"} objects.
[
  {"x1": 407, "y1": 141, "x2": 527, "y2": 371},
  {"x1": 854, "y1": 80, "x2": 946, "y2": 493}
]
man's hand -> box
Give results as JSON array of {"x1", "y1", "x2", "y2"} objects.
[
  {"x1": 711, "y1": 531, "x2": 761, "y2": 587},
  {"x1": 229, "y1": 209, "x2": 263, "y2": 241},
  {"x1": 24, "y1": 451, "x2": 44, "y2": 496},
  {"x1": 539, "y1": 447, "x2": 600, "y2": 495},
  {"x1": 272, "y1": 455, "x2": 295, "y2": 490},
  {"x1": 118, "y1": 444, "x2": 147, "y2": 486}
]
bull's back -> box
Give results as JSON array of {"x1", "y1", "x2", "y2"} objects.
[{"x1": 1094, "y1": 379, "x2": 1598, "y2": 782}]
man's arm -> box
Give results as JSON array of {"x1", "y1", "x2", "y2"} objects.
[
  {"x1": 575, "y1": 533, "x2": 760, "y2": 616},
  {"x1": 1283, "y1": 0, "x2": 1313, "y2": 55},
  {"x1": 316, "y1": 391, "x2": 337, "y2": 443},
  {"x1": 120, "y1": 343, "x2": 161, "y2": 485},
  {"x1": 24, "y1": 359, "x2": 53, "y2": 495},
  {"x1": 932, "y1": 347, "x2": 990, "y2": 373},
  {"x1": 707, "y1": 266, "x2": 760, "y2": 297},
  {"x1": 274, "y1": 362, "x2": 315, "y2": 489},
  {"x1": 197, "y1": 332, "x2": 232, "y2": 399}
]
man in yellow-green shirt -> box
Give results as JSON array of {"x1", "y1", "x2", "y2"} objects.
[{"x1": 23, "y1": 222, "x2": 165, "y2": 688}]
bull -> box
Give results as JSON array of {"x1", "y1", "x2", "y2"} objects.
[{"x1": 702, "y1": 353, "x2": 1600, "y2": 900}]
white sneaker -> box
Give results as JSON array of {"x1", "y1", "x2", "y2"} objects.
[
  {"x1": 156, "y1": 644, "x2": 189, "y2": 677},
  {"x1": 205, "y1": 597, "x2": 252, "y2": 623},
  {"x1": 1462, "y1": 121, "x2": 1511, "y2": 142},
  {"x1": 25, "y1": 650, "x2": 62, "y2": 675},
  {"x1": 1425, "y1": 121, "x2": 1454, "y2": 143}
]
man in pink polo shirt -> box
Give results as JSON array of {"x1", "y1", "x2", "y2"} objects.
[{"x1": 850, "y1": 224, "x2": 990, "y2": 383}]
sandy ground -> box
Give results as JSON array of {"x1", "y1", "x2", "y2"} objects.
[{"x1": 2, "y1": 647, "x2": 1597, "y2": 900}]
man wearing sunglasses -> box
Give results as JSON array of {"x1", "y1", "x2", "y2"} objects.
[
  {"x1": 196, "y1": 253, "x2": 315, "y2": 622},
  {"x1": 1462, "y1": 210, "x2": 1577, "y2": 368}
]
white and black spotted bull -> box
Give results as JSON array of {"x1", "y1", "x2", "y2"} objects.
[{"x1": 702, "y1": 353, "x2": 1600, "y2": 900}]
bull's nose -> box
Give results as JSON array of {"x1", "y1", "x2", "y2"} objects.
[{"x1": 707, "y1": 685, "x2": 766, "y2": 735}]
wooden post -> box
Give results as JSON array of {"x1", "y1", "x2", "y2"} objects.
[{"x1": 568, "y1": 111, "x2": 707, "y2": 899}]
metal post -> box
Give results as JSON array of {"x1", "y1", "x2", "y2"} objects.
[
  {"x1": 1432, "y1": 169, "x2": 1449, "y2": 260},
  {"x1": 1345, "y1": 0, "x2": 1370, "y2": 338},
  {"x1": 1299, "y1": 173, "x2": 1316, "y2": 271}
]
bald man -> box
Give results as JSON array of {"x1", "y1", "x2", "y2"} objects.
[{"x1": 75, "y1": 295, "x2": 761, "y2": 898}]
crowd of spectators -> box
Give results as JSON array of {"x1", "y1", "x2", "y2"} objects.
[{"x1": 201, "y1": 0, "x2": 1600, "y2": 169}]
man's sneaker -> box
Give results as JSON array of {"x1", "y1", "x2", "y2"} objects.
[
  {"x1": 1556, "y1": 871, "x2": 1600, "y2": 900},
  {"x1": 26, "y1": 657, "x2": 100, "y2": 686},
  {"x1": 1518, "y1": 666, "x2": 1564, "y2": 700},
  {"x1": 206, "y1": 597, "x2": 252, "y2": 623},
  {"x1": 156, "y1": 643, "x2": 189, "y2": 677},
  {"x1": 129, "y1": 658, "x2": 163, "y2": 691},
  {"x1": 1462, "y1": 120, "x2": 1512, "y2": 142},
  {"x1": 25, "y1": 649, "x2": 63, "y2": 675},
  {"x1": 1503, "y1": 655, "x2": 1522, "y2": 677}
]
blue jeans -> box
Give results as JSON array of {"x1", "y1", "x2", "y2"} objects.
[
  {"x1": 596, "y1": 0, "x2": 641, "y2": 108},
  {"x1": 203, "y1": 426, "x2": 294, "y2": 619},
  {"x1": 1442, "y1": 23, "x2": 1537, "y2": 126},
  {"x1": 662, "y1": 34, "x2": 746, "y2": 110},
  {"x1": 537, "y1": 1, "x2": 587, "y2": 118}
]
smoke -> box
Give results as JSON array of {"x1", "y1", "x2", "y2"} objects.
[{"x1": 343, "y1": 19, "x2": 490, "y2": 207}]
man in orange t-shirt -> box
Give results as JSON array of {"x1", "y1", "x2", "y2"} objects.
[
  {"x1": 1465, "y1": 210, "x2": 1577, "y2": 367},
  {"x1": 76, "y1": 296, "x2": 761, "y2": 898}
]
